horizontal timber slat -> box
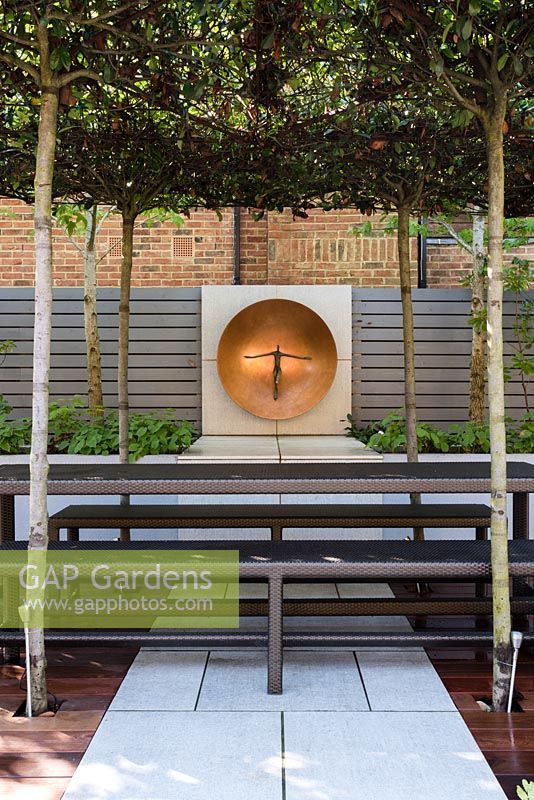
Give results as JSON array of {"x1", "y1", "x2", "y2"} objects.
[
  {"x1": 351, "y1": 288, "x2": 532, "y2": 425},
  {"x1": 354, "y1": 394, "x2": 528, "y2": 408},
  {"x1": 1, "y1": 288, "x2": 531, "y2": 427},
  {"x1": 1, "y1": 287, "x2": 201, "y2": 418}
]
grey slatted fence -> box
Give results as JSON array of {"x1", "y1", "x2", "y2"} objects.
[
  {"x1": 0, "y1": 288, "x2": 201, "y2": 424},
  {"x1": 352, "y1": 288, "x2": 532, "y2": 425},
  {"x1": 1, "y1": 287, "x2": 531, "y2": 427}
]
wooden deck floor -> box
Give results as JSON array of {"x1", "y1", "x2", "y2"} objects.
[
  {"x1": 0, "y1": 647, "x2": 137, "y2": 800},
  {"x1": 408, "y1": 579, "x2": 534, "y2": 800},
  {"x1": 0, "y1": 590, "x2": 532, "y2": 799},
  {"x1": 428, "y1": 643, "x2": 534, "y2": 799}
]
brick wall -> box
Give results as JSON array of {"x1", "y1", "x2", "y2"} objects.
[
  {"x1": 0, "y1": 200, "x2": 236, "y2": 287},
  {"x1": 426, "y1": 241, "x2": 533, "y2": 286},
  {"x1": 0, "y1": 198, "x2": 531, "y2": 288},
  {"x1": 265, "y1": 208, "x2": 419, "y2": 286}
]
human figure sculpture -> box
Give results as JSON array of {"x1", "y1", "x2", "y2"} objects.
[{"x1": 244, "y1": 344, "x2": 312, "y2": 400}]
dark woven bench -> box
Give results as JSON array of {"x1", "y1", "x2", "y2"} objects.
[
  {"x1": 48, "y1": 502, "x2": 492, "y2": 541},
  {"x1": 237, "y1": 538, "x2": 534, "y2": 692},
  {"x1": 1, "y1": 539, "x2": 533, "y2": 693}
]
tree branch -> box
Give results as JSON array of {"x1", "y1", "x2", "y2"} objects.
[
  {"x1": 0, "y1": 52, "x2": 40, "y2": 84},
  {"x1": 58, "y1": 69, "x2": 102, "y2": 87},
  {"x1": 441, "y1": 73, "x2": 482, "y2": 118},
  {"x1": 48, "y1": 1, "x2": 147, "y2": 26},
  {"x1": 96, "y1": 205, "x2": 117, "y2": 234},
  {"x1": 428, "y1": 216, "x2": 473, "y2": 254},
  {"x1": 54, "y1": 224, "x2": 83, "y2": 253},
  {"x1": 0, "y1": 30, "x2": 38, "y2": 50}
]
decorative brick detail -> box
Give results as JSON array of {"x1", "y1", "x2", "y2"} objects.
[
  {"x1": 172, "y1": 234, "x2": 194, "y2": 259},
  {"x1": 0, "y1": 198, "x2": 531, "y2": 288},
  {"x1": 107, "y1": 236, "x2": 123, "y2": 259}
]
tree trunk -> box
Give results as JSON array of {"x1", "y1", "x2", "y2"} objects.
[
  {"x1": 484, "y1": 106, "x2": 512, "y2": 712},
  {"x1": 118, "y1": 213, "x2": 134, "y2": 540},
  {"x1": 398, "y1": 205, "x2": 423, "y2": 539},
  {"x1": 83, "y1": 205, "x2": 103, "y2": 414},
  {"x1": 28, "y1": 82, "x2": 59, "y2": 715},
  {"x1": 118, "y1": 214, "x2": 134, "y2": 463},
  {"x1": 468, "y1": 211, "x2": 486, "y2": 424}
]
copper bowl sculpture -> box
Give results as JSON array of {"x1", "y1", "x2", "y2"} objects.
[{"x1": 217, "y1": 299, "x2": 337, "y2": 420}]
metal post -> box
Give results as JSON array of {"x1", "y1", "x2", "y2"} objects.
[{"x1": 232, "y1": 206, "x2": 241, "y2": 285}]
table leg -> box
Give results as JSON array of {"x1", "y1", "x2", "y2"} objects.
[
  {"x1": 120, "y1": 494, "x2": 131, "y2": 542},
  {"x1": 268, "y1": 575, "x2": 283, "y2": 694},
  {"x1": 512, "y1": 492, "x2": 531, "y2": 630},
  {"x1": 0, "y1": 495, "x2": 15, "y2": 543},
  {"x1": 0, "y1": 496, "x2": 19, "y2": 663},
  {"x1": 513, "y1": 493, "x2": 529, "y2": 540},
  {"x1": 475, "y1": 527, "x2": 488, "y2": 599}
]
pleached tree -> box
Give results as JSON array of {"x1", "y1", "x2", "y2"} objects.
[
  {"x1": 274, "y1": 0, "x2": 531, "y2": 711},
  {"x1": 294, "y1": 104, "x2": 486, "y2": 537},
  {"x1": 0, "y1": 0, "x2": 188, "y2": 714},
  {"x1": 55, "y1": 113, "x2": 228, "y2": 474},
  {"x1": 357, "y1": 0, "x2": 533, "y2": 710},
  {"x1": 330, "y1": 109, "x2": 482, "y2": 487},
  {"x1": 52, "y1": 202, "x2": 120, "y2": 414}
]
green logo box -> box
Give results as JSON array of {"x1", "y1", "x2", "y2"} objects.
[{"x1": 0, "y1": 550, "x2": 239, "y2": 629}]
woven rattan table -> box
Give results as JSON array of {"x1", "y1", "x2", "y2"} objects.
[
  {"x1": 1, "y1": 462, "x2": 532, "y2": 689},
  {"x1": 0, "y1": 461, "x2": 532, "y2": 541}
]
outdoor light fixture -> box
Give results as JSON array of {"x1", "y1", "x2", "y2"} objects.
[{"x1": 507, "y1": 630, "x2": 524, "y2": 713}]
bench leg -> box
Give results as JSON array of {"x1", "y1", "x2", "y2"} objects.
[
  {"x1": 0, "y1": 496, "x2": 19, "y2": 663},
  {"x1": 475, "y1": 526, "x2": 488, "y2": 541},
  {"x1": 67, "y1": 528, "x2": 79, "y2": 542},
  {"x1": 268, "y1": 575, "x2": 283, "y2": 694},
  {"x1": 271, "y1": 524, "x2": 282, "y2": 541},
  {"x1": 120, "y1": 495, "x2": 131, "y2": 542},
  {"x1": 48, "y1": 523, "x2": 59, "y2": 542}
]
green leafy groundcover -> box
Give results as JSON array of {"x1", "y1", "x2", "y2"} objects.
[
  {"x1": 0, "y1": 395, "x2": 198, "y2": 462},
  {"x1": 347, "y1": 410, "x2": 534, "y2": 455}
]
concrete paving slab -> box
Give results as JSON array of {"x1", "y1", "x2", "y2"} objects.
[
  {"x1": 283, "y1": 711, "x2": 507, "y2": 800},
  {"x1": 63, "y1": 710, "x2": 282, "y2": 800},
  {"x1": 180, "y1": 435, "x2": 280, "y2": 463},
  {"x1": 279, "y1": 492, "x2": 384, "y2": 539},
  {"x1": 280, "y1": 493, "x2": 381, "y2": 503},
  {"x1": 108, "y1": 651, "x2": 208, "y2": 712},
  {"x1": 239, "y1": 582, "x2": 338, "y2": 600},
  {"x1": 197, "y1": 651, "x2": 368, "y2": 711},
  {"x1": 337, "y1": 582, "x2": 394, "y2": 598},
  {"x1": 277, "y1": 435, "x2": 381, "y2": 462},
  {"x1": 177, "y1": 528, "x2": 272, "y2": 540},
  {"x1": 356, "y1": 651, "x2": 456, "y2": 711},
  {"x1": 283, "y1": 526, "x2": 382, "y2": 540},
  {"x1": 283, "y1": 614, "x2": 413, "y2": 632}
]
